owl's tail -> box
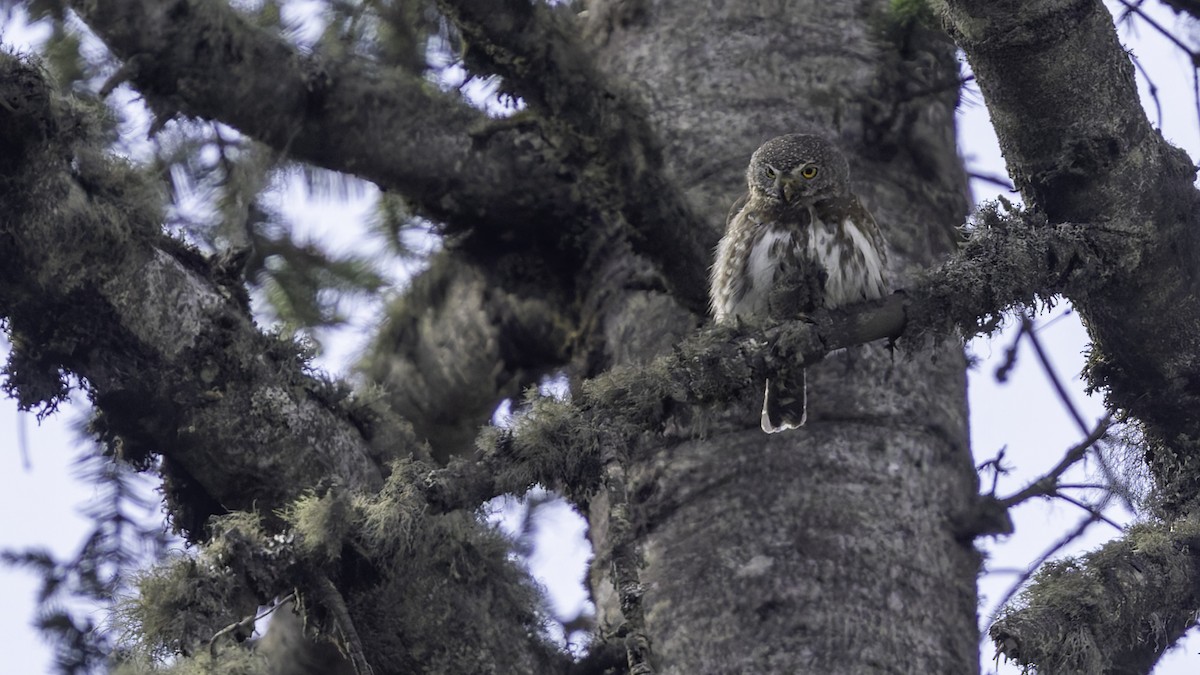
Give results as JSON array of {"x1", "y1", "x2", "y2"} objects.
[{"x1": 761, "y1": 369, "x2": 807, "y2": 433}]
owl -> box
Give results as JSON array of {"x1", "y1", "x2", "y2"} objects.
[{"x1": 709, "y1": 134, "x2": 889, "y2": 432}]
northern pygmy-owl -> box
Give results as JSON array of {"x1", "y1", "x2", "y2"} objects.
[{"x1": 710, "y1": 134, "x2": 889, "y2": 432}]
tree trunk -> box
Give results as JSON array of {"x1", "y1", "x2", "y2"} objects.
[{"x1": 580, "y1": 2, "x2": 980, "y2": 672}]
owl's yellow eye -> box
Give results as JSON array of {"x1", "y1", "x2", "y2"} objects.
[
  {"x1": 764, "y1": 166, "x2": 777, "y2": 179},
  {"x1": 800, "y1": 166, "x2": 819, "y2": 179}
]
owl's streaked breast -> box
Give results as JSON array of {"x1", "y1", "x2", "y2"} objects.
[
  {"x1": 710, "y1": 203, "x2": 805, "y2": 323},
  {"x1": 809, "y1": 215, "x2": 887, "y2": 307},
  {"x1": 710, "y1": 196, "x2": 887, "y2": 324}
]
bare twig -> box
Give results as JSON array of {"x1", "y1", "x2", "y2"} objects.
[
  {"x1": 998, "y1": 415, "x2": 1112, "y2": 508},
  {"x1": 969, "y1": 171, "x2": 1016, "y2": 191},
  {"x1": 1032, "y1": 306, "x2": 1075, "y2": 333},
  {"x1": 1055, "y1": 492, "x2": 1124, "y2": 530},
  {"x1": 1022, "y1": 314, "x2": 1089, "y2": 432},
  {"x1": 208, "y1": 592, "x2": 296, "y2": 657},
  {"x1": 1114, "y1": 0, "x2": 1200, "y2": 138},
  {"x1": 1117, "y1": 0, "x2": 1196, "y2": 56},
  {"x1": 1131, "y1": 53, "x2": 1165, "y2": 129},
  {"x1": 994, "y1": 318, "x2": 1027, "y2": 384},
  {"x1": 1022, "y1": 313, "x2": 1138, "y2": 511},
  {"x1": 976, "y1": 447, "x2": 1011, "y2": 496}
]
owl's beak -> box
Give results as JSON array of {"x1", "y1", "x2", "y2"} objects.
[
  {"x1": 774, "y1": 175, "x2": 802, "y2": 203},
  {"x1": 770, "y1": 175, "x2": 785, "y2": 201}
]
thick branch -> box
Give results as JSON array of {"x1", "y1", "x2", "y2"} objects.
[
  {"x1": 437, "y1": 0, "x2": 714, "y2": 312},
  {"x1": 70, "y1": 0, "x2": 713, "y2": 313},
  {"x1": 67, "y1": 0, "x2": 574, "y2": 233},
  {"x1": 940, "y1": 0, "x2": 1200, "y2": 515},
  {"x1": 0, "y1": 52, "x2": 569, "y2": 673},
  {"x1": 991, "y1": 517, "x2": 1200, "y2": 675},
  {"x1": 0, "y1": 54, "x2": 392, "y2": 537},
  {"x1": 414, "y1": 208, "x2": 1111, "y2": 512}
]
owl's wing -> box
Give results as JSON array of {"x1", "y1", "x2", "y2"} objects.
[
  {"x1": 710, "y1": 193, "x2": 754, "y2": 322},
  {"x1": 726, "y1": 191, "x2": 750, "y2": 229},
  {"x1": 851, "y1": 195, "x2": 888, "y2": 269}
]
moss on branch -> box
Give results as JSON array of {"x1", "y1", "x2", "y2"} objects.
[
  {"x1": 991, "y1": 518, "x2": 1200, "y2": 675},
  {"x1": 396, "y1": 203, "x2": 1118, "y2": 514},
  {"x1": 0, "y1": 53, "x2": 399, "y2": 539}
]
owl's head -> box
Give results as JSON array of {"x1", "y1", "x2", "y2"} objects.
[{"x1": 746, "y1": 134, "x2": 850, "y2": 205}]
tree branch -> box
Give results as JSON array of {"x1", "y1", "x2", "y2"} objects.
[
  {"x1": 990, "y1": 517, "x2": 1200, "y2": 675},
  {"x1": 68, "y1": 0, "x2": 713, "y2": 314},
  {"x1": 66, "y1": 0, "x2": 576, "y2": 234},
  {"x1": 1, "y1": 55, "x2": 580, "y2": 672},
  {"x1": 0, "y1": 54, "x2": 393, "y2": 538},
  {"x1": 939, "y1": 3, "x2": 1200, "y2": 671},
  {"x1": 435, "y1": 0, "x2": 715, "y2": 312},
  {"x1": 940, "y1": 0, "x2": 1200, "y2": 515},
  {"x1": 997, "y1": 415, "x2": 1113, "y2": 508},
  {"x1": 0, "y1": 50, "x2": 1130, "y2": 543},
  {"x1": 406, "y1": 206, "x2": 1118, "y2": 514}
]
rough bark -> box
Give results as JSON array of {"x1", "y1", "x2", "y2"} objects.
[
  {"x1": 67, "y1": 0, "x2": 575, "y2": 236},
  {"x1": 0, "y1": 55, "x2": 388, "y2": 536},
  {"x1": 576, "y1": 2, "x2": 979, "y2": 673},
  {"x1": 940, "y1": 0, "x2": 1200, "y2": 501},
  {"x1": 990, "y1": 518, "x2": 1200, "y2": 675},
  {"x1": 69, "y1": 0, "x2": 714, "y2": 313}
]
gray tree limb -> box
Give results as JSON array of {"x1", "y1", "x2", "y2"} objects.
[
  {"x1": 412, "y1": 207, "x2": 1109, "y2": 516},
  {"x1": 941, "y1": 0, "x2": 1200, "y2": 500},
  {"x1": 67, "y1": 0, "x2": 576, "y2": 234},
  {"x1": 0, "y1": 54, "x2": 388, "y2": 537},
  {"x1": 69, "y1": 0, "x2": 713, "y2": 312},
  {"x1": 437, "y1": 0, "x2": 715, "y2": 310},
  {"x1": 0, "y1": 51, "x2": 572, "y2": 673},
  {"x1": 990, "y1": 517, "x2": 1200, "y2": 675}
]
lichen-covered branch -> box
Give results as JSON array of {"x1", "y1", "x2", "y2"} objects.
[
  {"x1": 0, "y1": 54, "x2": 393, "y2": 537},
  {"x1": 67, "y1": 0, "x2": 713, "y2": 314},
  {"x1": 406, "y1": 206, "x2": 1112, "y2": 515},
  {"x1": 940, "y1": 0, "x2": 1200, "y2": 516},
  {"x1": 990, "y1": 518, "x2": 1200, "y2": 675},
  {"x1": 937, "y1": 2, "x2": 1200, "y2": 670},
  {"x1": 66, "y1": 0, "x2": 576, "y2": 234}
]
